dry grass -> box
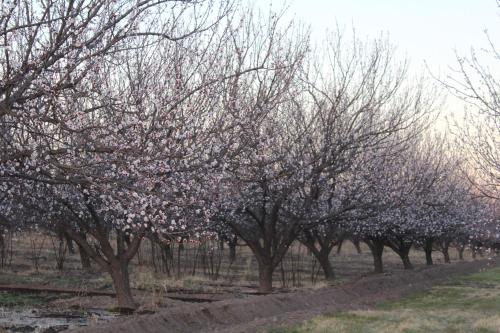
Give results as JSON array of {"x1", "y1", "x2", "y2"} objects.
[
  {"x1": 270, "y1": 267, "x2": 500, "y2": 333},
  {"x1": 0, "y1": 231, "x2": 484, "y2": 315}
]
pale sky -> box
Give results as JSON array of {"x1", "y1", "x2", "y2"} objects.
[
  {"x1": 255, "y1": 0, "x2": 500, "y2": 118},
  {"x1": 258, "y1": 0, "x2": 499, "y2": 69}
]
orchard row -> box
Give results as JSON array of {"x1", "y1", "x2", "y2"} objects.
[{"x1": 0, "y1": 0, "x2": 498, "y2": 311}]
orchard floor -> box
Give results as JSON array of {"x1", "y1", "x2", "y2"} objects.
[
  {"x1": 0, "y1": 234, "x2": 495, "y2": 332},
  {"x1": 70, "y1": 258, "x2": 499, "y2": 333},
  {"x1": 269, "y1": 263, "x2": 500, "y2": 333}
]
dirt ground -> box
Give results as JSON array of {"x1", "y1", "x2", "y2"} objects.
[
  {"x1": 69, "y1": 258, "x2": 499, "y2": 333},
  {"x1": 0, "y1": 233, "x2": 493, "y2": 332}
]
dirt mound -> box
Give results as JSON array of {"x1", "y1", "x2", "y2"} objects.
[{"x1": 69, "y1": 259, "x2": 498, "y2": 333}]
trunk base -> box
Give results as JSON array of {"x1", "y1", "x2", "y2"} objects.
[
  {"x1": 401, "y1": 254, "x2": 413, "y2": 269},
  {"x1": 109, "y1": 262, "x2": 137, "y2": 312},
  {"x1": 258, "y1": 263, "x2": 274, "y2": 294}
]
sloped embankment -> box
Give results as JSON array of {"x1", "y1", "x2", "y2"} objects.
[{"x1": 70, "y1": 259, "x2": 498, "y2": 333}]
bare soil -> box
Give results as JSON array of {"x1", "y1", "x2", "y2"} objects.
[
  {"x1": 69, "y1": 258, "x2": 499, "y2": 333},
  {"x1": 0, "y1": 235, "x2": 493, "y2": 332}
]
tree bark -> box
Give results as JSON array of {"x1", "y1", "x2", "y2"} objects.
[
  {"x1": 443, "y1": 248, "x2": 450, "y2": 263},
  {"x1": 66, "y1": 236, "x2": 76, "y2": 255},
  {"x1": 373, "y1": 250, "x2": 383, "y2": 273},
  {"x1": 60, "y1": 216, "x2": 143, "y2": 312},
  {"x1": 109, "y1": 260, "x2": 136, "y2": 312},
  {"x1": 257, "y1": 261, "x2": 274, "y2": 293},
  {"x1": 366, "y1": 238, "x2": 384, "y2": 273},
  {"x1": 424, "y1": 238, "x2": 433, "y2": 265},
  {"x1": 317, "y1": 252, "x2": 335, "y2": 280},
  {"x1": 386, "y1": 239, "x2": 413, "y2": 270},
  {"x1": 353, "y1": 239, "x2": 362, "y2": 254},
  {"x1": 230, "y1": 199, "x2": 294, "y2": 294},
  {"x1": 76, "y1": 232, "x2": 91, "y2": 270},
  {"x1": 400, "y1": 252, "x2": 413, "y2": 269},
  {"x1": 336, "y1": 239, "x2": 344, "y2": 254},
  {"x1": 229, "y1": 244, "x2": 236, "y2": 264},
  {"x1": 0, "y1": 232, "x2": 6, "y2": 268},
  {"x1": 303, "y1": 244, "x2": 335, "y2": 280},
  {"x1": 458, "y1": 245, "x2": 465, "y2": 260},
  {"x1": 441, "y1": 240, "x2": 451, "y2": 263},
  {"x1": 298, "y1": 230, "x2": 337, "y2": 281},
  {"x1": 372, "y1": 244, "x2": 384, "y2": 274},
  {"x1": 228, "y1": 236, "x2": 237, "y2": 264}
]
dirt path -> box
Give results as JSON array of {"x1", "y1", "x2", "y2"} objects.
[{"x1": 69, "y1": 259, "x2": 498, "y2": 333}]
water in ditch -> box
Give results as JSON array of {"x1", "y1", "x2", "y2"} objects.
[{"x1": 0, "y1": 307, "x2": 120, "y2": 333}]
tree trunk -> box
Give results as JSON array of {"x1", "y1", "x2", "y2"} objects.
[
  {"x1": 257, "y1": 262, "x2": 274, "y2": 294},
  {"x1": 161, "y1": 243, "x2": 172, "y2": 276},
  {"x1": 400, "y1": 251, "x2": 413, "y2": 269},
  {"x1": 458, "y1": 246, "x2": 464, "y2": 260},
  {"x1": 443, "y1": 247, "x2": 450, "y2": 263},
  {"x1": 366, "y1": 239, "x2": 384, "y2": 273},
  {"x1": 373, "y1": 251, "x2": 383, "y2": 273},
  {"x1": 231, "y1": 202, "x2": 294, "y2": 295},
  {"x1": 71, "y1": 231, "x2": 91, "y2": 270},
  {"x1": 79, "y1": 246, "x2": 91, "y2": 270},
  {"x1": 59, "y1": 203, "x2": 145, "y2": 312},
  {"x1": 109, "y1": 260, "x2": 136, "y2": 312},
  {"x1": 353, "y1": 239, "x2": 362, "y2": 254},
  {"x1": 336, "y1": 239, "x2": 344, "y2": 254},
  {"x1": 176, "y1": 242, "x2": 182, "y2": 279},
  {"x1": 424, "y1": 239, "x2": 433, "y2": 265},
  {"x1": 441, "y1": 240, "x2": 451, "y2": 263},
  {"x1": 317, "y1": 252, "x2": 335, "y2": 280},
  {"x1": 299, "y1": 237, "x2": 335, "y2": 281},
  {"x1": 387, "y1": 240, "x2": 413, "y2": 270},
  {"x1": 150, "y1": 240, "x2": 157, "y2": 273},
  {"x1": 228, "y1": 236, "x2": 237, "y2": 264},
  {"x1": 55, "y1": 237, "x2": 66, "y2": 270},
  {"x1": 372, "y1": 244, "x2": 384, "y2": 274},
  {"x1": 0, "y1": 232, "x2": 5, "y2": 268},
  {"x1": 229, "y1": 243, "x2": 236, "y2": 264},
  {"x1": 66, "y1": 236, "x2": 76, "y2": 255}
]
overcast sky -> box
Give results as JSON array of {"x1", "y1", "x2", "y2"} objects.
[
  {"x1": 257, "y1": 0, "x2": 499, "y2": 69},
  {"x1": 255, "y1": 0, "x2": 500, "y2": 118}
]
